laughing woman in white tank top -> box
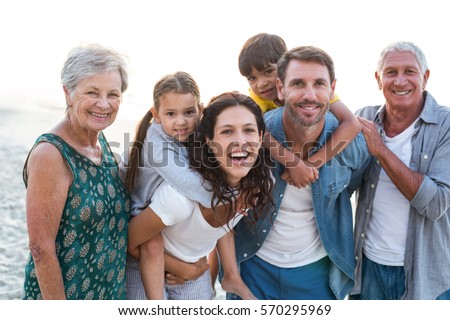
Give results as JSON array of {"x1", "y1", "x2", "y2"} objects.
[{"x1": 127, "y1": 92, "x2": 274, "y2": 300}]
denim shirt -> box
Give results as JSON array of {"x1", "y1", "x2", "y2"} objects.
[
  {"x1": 353, "y1": 91, "x2": 450, "y2": 299},
  {"x1": 233, "y1": 107, "x2": 370, "y2": 300}
]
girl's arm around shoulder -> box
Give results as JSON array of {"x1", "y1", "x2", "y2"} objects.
[{"x1": 308, "y1": 99, "x2": 361, "y2": 168}]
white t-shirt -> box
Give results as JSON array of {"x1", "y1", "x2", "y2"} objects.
[
  {"x1": 149, "y1": 181, "x2": 243, "y2": 263},
  {"x1": 364, "y1": 119, "x2": 418, "y2": 266},
  {"x1": 256, "y1": 184, "x2": 327, "y2": 267}
]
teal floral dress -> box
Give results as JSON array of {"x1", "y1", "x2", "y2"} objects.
[{"x1": 22, "y1": 132, "x2": 130, "y2": 299}]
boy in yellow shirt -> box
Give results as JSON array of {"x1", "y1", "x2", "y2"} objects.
[
  {"x1": 210, "y1": 34, "x2": 361, "y2": 295},
  {"x1": 239, "y1": 33, "x2": 361, "y2": 186}
]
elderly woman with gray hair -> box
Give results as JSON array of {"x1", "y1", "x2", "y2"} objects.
[{"x1": 22, "y1": 44, "x2": 130, "y2": 299}]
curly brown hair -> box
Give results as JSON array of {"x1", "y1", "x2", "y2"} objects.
[{"x1": 188, "y1": 92, "x2": 274, "y2": 226}]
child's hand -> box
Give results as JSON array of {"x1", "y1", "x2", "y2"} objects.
[{"x1": 281, "y1": 159, "x2": 319, "y2": 188}]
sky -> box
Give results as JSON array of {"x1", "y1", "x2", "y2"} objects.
[{"x1": 1, "y1": 0, "x2": 449, "y2": 120}]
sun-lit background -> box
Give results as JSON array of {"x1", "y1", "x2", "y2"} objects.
[
  {"x1": 2, "y1": 0, "x2": 449, "y2": 118},
  {"x1": 1, "y1": 0, "x2": 449, "y2": 301}
]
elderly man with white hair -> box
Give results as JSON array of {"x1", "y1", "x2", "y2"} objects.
[{"x1": 353, "y1": 41, "x2": 450, "y2": 300}]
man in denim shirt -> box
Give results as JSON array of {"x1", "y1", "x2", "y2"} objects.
[
  {"x1": 353, "y1": 41, "x2": 450, "y2": 300},
  {"x1": 230, "y1": 46, "x2": 369, "y2": 300}
]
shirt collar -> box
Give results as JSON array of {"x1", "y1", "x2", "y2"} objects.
[
  {"x1": 374, "y1": 91, "x2": 438, "y2": 127},
  {"x1": 267, "y1": 107, "x2": 339, "y2": 154}
]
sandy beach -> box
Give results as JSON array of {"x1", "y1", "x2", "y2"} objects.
[
  {"x1": 0, "y1": 96, "x2": 225, "y2": 300},
  {"x1": 0, "y1": 98, "x2": 56, "y2": 300}
]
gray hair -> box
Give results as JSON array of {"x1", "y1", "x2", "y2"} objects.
[
  {"x1": 61, "y1": 43, "x2": 129, "y2": 94},
  {"x1": 377, "y1": 41, "x2": 428, "y2": 74}
]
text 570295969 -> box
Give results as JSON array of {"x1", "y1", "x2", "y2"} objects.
[{"x1": 260, "y1": 304, "x2": 331, "y2": 316}]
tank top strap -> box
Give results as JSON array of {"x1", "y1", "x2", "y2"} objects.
[
  {"x1": 97, "y1": 131, "x2": 119, "y2": 168},
  {"x1": 23, "y1": 133, "x2": 79, "y2": 186}
]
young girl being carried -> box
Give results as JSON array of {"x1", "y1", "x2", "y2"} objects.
[
  {"x1": 121, "y1": 72, "x2": 211, "y2": 299},
  {"x1": 121, "y1": 72, "x2": 270, "y2": 299},
  {"x1": 126, "y1": 92, "x2": 274, "y2": 299}
]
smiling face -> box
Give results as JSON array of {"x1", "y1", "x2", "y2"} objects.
[
  {"x1": 153, "y1": 92, "x2": 200, "y2": 142},
  {"x1": 64, "y1": 70, "x2": 122, "y2": 134},
  {"x1": 207, "y1": 105, "x2": 262, "y2": 187},
  {"x1": 376, "y1": 50, "x2": 429, "y2": 113},
  {"x1": 246, "y1": 63, "x2": 279, "y2": 101},
  {"x1": 278, "y1": 59, "x2": 335, "y2": 129}
]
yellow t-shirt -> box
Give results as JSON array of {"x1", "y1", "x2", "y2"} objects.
[
  {"x1": 249, "y1": 89, "x2": 279, "y2": 113},
  {"x1": 249, "y1": 88, "x2": 340, "y2": 113}
]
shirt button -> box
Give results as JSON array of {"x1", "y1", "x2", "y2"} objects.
[
  {"x1": 243, "y1": 253, "x2": 248, "y2": 258},
  {"x1": 355, "y1": 256, "x2": 359, "y2": 260},
  {"x1": 361, "y1": 233, "x2": 365, "y2": 238},
  {"x1": 257, "y1": 243, "x2": 260, "y2": 246},
  {"x1": 272, "y1": 212, "x2": 277, "y2": 215},
  {"x1": 262, "y1": 229, "x2": 267, "y2": 233},
  {"x1": 366, "y1": 209, "x2": 369, "y2": 213},
  {"x1": 279, "y1": 193, "x2": 284, "y2": 197},
  {"x1": 424, "y1": 155, "x2": 428, "y2": 160},
  {"x1": 371, "y1": 184, "x2": 375, "y2": 188}
]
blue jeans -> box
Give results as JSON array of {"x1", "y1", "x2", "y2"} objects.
[
  {"x1": 360, "y1": 254, "x2": 450, "y2": 300},
  {"x1": 360, "y1": 254, "x2": 405, "y2": 300},
  {"x1": 228, "y1": 255, "x2": 336, "y2": 300}
]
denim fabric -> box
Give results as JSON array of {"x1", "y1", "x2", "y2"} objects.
[
  {"x1": 354, "y1": 92, "x2": 450, "y2": 299},
  {"x1": 360, "y1": 255, "x2": 406, "y2": 300},
  {"x1": 232, "y1": 255, "x2": 336, "y2": 300},
  {"x1": 361, "y1": 255, "x2": 450, "y2": 300},
  {"x1": 232, "y1": 108, "x2": 370, "y2": 300},
  {"x1": 436, "y1": 288, "x2": 450, "y2": 300}
]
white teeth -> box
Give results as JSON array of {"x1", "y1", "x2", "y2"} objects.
[
  {"x1": 395, "y1": 91, "x2": 410, "y2": 96},
  {"x1": 231, "y1": 151, "x2": 248, "y2": 157},
  {"x1": 90, "y1": 112, "x2": 108, "y2": 118}
]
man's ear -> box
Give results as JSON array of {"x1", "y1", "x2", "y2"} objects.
[
  {"x1": 330, "y1": 79, "x2": 336, "y2": 100},
  {"x1": 276, "y1": 78, "x2": 284, "y2": 101},
  {"x1": 151, "y1": 108, "x2": 161, "y2": 123},
  {"x1": 375, "y1": 71, "x2": 382, "y2": 90},
  {"x1": 422, "y1": 69, "x2": 430, "y2": 90}
]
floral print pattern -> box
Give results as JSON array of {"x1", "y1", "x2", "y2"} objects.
[{"x1": 23, "y1": 132, "x2": 130, "y2": 299}]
